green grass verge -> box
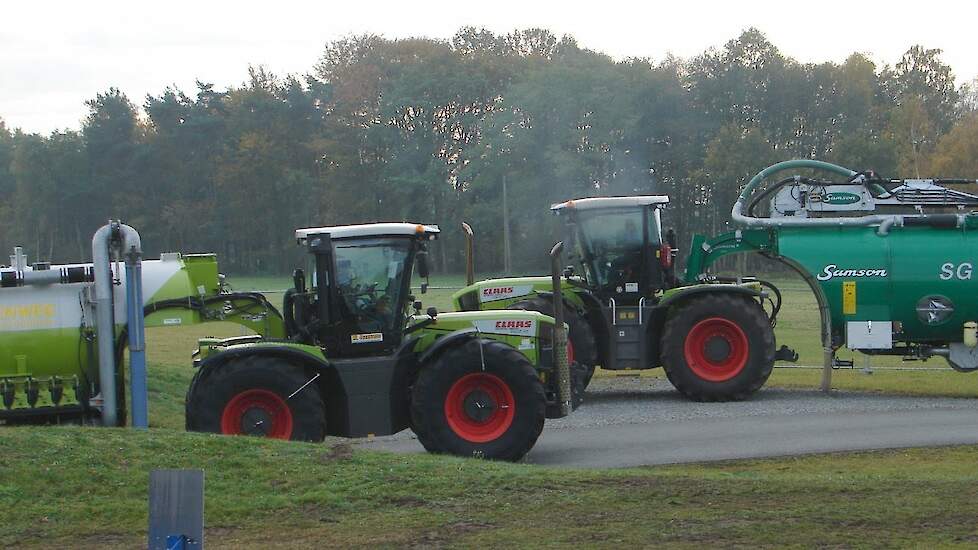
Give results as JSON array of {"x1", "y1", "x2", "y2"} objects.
[{"x1": 2, "y1": 428, "x2": 977, "y2": 548}]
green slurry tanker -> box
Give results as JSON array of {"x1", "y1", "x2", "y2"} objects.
[
  {"x1": 0, "y1": 221, "x2": 281, "y2": 427},
  {"x1": 684, "y1": 159, "x2": 978, "y2": 387},
  {"x1": 454, "y1": 198, "x2": 791, "y2": 402}
]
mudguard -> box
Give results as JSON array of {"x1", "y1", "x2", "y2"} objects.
[{"x1": 417, "y1": 328, "x2": 479, "y2": 364}]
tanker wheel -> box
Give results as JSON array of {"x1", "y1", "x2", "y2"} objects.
[
  {"x1": 410, "y1": 339, "x2": 545, "y2": 461},
  {"x1": 661, "y1": 294, "x2": 774, "y2": 402},
  {"x1": 185, "y1": 356, "x2": 326, "y2": 441},
  {"x1": 509, "y1": 297, "x2": 598, "y2": 390}
]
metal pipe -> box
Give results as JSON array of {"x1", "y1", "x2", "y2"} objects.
[
  {"x1": 126, "y1": 249, "x2": 147, "y2": 428},
  {"x1": 92, "y1": 221, "x2": 142, "y2": 427},
  {"x1": 92, "y1": 223, "x2": 119, "y2": 427},
  {"x1": 549, "y1": 241, "x2": 571, "y2": 416},
  {"x1": 462, "y1": 222, "x2": 475, "y2": 286},
  {"x1": 0, "y1": 266, "x2": 96, "y2": 288},
  {"x1": 10, "y1": 247, "x2": 27, "y2": 270}
]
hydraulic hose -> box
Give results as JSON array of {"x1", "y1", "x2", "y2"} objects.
[
  {"x1": 733, "y1": 159, "x2": 975, "y2": 234},
  {"x1": 731, "y1": 160, "x2": 859, "y2": 228}
]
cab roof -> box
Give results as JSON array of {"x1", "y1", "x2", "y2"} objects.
[
  {"x1": 550, "y1": 196, "x2": 670, "y2": 211},
  {"x1": 296, "y1": 223, "x2": 440, "y2": 243}
]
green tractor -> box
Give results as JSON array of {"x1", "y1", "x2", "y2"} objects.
[
  {"x1": 454, "y1": 196, "x2": 794, "y2": 401},
  {"x1": 186, "y1": 223, "x2": 574, "y2": 461}
]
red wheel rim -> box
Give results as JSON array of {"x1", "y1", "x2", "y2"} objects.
[
  {"x1": 684, "y1": 317, "x2": 749, "y2": 382},
  {"x1": 444, "y1": 373, "x2": 516, "y2": 443},
  {"x1": 220, "y1": 389, "x2": 294, "y2": 439}
]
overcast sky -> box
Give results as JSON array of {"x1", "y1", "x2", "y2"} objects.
[{"x1": 3, "y1": 0, "x2": 976, "y2": 134}]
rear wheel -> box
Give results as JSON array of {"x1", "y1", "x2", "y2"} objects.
[
  {"x1": 661, "y1": 294, "x2": 774, "y2": 401},
  {"x1": 509, "y1": 297, "x2": 598, "y2": 389},
  {"x1": 410, "y1": 339, "x2": 546, "y2": 461},
  {"x1": 185, "y1": 356, "x2": 326, "y2": 441}
]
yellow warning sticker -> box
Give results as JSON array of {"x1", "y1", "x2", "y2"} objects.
[{"x1": 842, "y1": 281, "x2": 856, "y2": 315}]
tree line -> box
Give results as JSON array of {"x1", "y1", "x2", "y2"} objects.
[{"x1": 2, "y1": 27, "x2": 977, "y2": 275}]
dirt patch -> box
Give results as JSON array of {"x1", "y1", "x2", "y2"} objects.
[
  {"x1": 298, "y1": 503, "x2": 339, "y2": 524},
  {"x1": 384, "y1": 495, "x2": 426, "y2": 508},
  {"x1": 409, "y1": 519, "x2": 495, "y2": 548},
  {"x1": 319, "y1": 443, "x2": 353, "y2": 463}
]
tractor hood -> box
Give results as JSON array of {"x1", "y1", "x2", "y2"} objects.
[
  {"x1": 451, "y1": 276, "x2": 586, "y2": 311},
  {"x1": 409, "y1": 309, "x2": 559, "y2": 337}
]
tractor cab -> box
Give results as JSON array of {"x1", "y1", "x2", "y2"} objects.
[
  {"x1": 551, "y1": 196, "x2": 675, "y2": 306},
  {"x1": 290, "y1": 223, "x2": 439, "y2": 357}
]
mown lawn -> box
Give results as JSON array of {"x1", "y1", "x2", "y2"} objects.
[{"x1": 2, "y1": 428, "x2": 978, "y2": 548}]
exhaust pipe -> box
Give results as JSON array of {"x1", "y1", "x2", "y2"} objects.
[
  {"x1": 462, "y1": 222, "x2": 475, "y2": 286},
  {"x1": 92, "y1": 221, "x2": 147, "y2": 428},
  {"x1": 550, "y1": 241, "x2": 571, "y2": 417}
]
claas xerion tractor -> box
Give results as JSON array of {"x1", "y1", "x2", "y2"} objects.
[
  {"x1": 454, "y1": 196, "x2": 796, "y2": 401},
  {"x1": 186, "y1": 222, "x2": 575, "y2": 461}
]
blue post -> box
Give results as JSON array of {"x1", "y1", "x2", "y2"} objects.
[{"x1": 126, "y1": 260, "x2": 148, "y2": 428}]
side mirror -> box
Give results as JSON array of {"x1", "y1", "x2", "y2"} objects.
[
  {"x1": 417, "y1": 250, "x2": 430, "y2": 279},
  {"x1": 292, "y1": 268, "x2": 306, "y2": 293}
]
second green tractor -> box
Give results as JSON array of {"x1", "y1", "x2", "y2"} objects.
[{"x1": 454, "y1": 196, "x2": 795, "y2": 401}]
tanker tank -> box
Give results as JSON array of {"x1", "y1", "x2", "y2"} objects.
[{"x1": 685, "y1": 159, "x2": 978, "y2": 379}]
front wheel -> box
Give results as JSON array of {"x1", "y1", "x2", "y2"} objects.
[
  {"x1": 410, "y1": 339, "x2": 546, "y2": 461},
  {"x1": 661, "y1": 294, "x2": 774, "y2": 402},
  {"x1": 185, "y1": 356, "x2": 326, "y2": 441}
]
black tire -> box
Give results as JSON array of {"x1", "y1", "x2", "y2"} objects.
[
  {"x1": 410, "y1": 339, "x2": 546, "y2": 461},
  {"x1": 185, "y1": 356, "x2": 326, "y2": 441},
  {"x1": 661, "y1": 294, "x2": 775, "y2": 402},
  {"x1": 509, "y1": 297, "x2": 599, "y2": 389}
]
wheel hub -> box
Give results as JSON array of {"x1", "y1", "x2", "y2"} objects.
[
  {"x1": 240, "y1": 407, "x2": 273, "y2": 436},
  {"x1": 462, "y1": 390, "x2": 497, "y2": 423},
  {"x1": 703, "y1": 336, "x2": 732, "y2": 363}
]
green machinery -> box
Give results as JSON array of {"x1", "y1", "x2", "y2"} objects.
[
  {"x1": 185, "y1": 223, "x2": 573, "y2": 461},
  {"x1": 0, "y1": 221, "x2": 278, "y2": 426},
  {"x1": 684, "y1": 159, "x2": 978, "y2": 388},
  {"x1": 454, "y1": 197, "x2": 790, "y2": 402}
]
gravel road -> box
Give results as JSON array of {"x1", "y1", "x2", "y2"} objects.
[{"x1": 358, "y1": 376, "x2": 978, "y2": 467}]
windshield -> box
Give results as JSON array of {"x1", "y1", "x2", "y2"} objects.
[
  {"x1": 333, "y1": 238, "x2": 411, "y2": 336},
  {"x1": 574, "y1": 208, "x2": 660, "y2": 292}
]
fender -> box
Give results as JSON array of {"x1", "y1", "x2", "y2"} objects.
[
  {"x1": 186, "y1": 344, "x2": 333, "y2": 425},
  {"x1": 658, "y1": 284, "x2": 762, "y2": 310},
  {"x1": 417, "y1": 328, "x2": 480, "y2": 365},
  {"x1": 198, "y1": 344, "x2": 331, "y2": 374}
]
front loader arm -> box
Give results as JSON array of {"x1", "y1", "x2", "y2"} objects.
[{"x1": 683, "y1": 229, "x2": 778, "y2": 281}]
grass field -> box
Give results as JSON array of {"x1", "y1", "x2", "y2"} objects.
[
  {"x1": 3, "y1": 428, "x2": 978, "y2": 547},
  {"x1": 3, "y1": 272, "x2": 978, "y2": 546}
]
